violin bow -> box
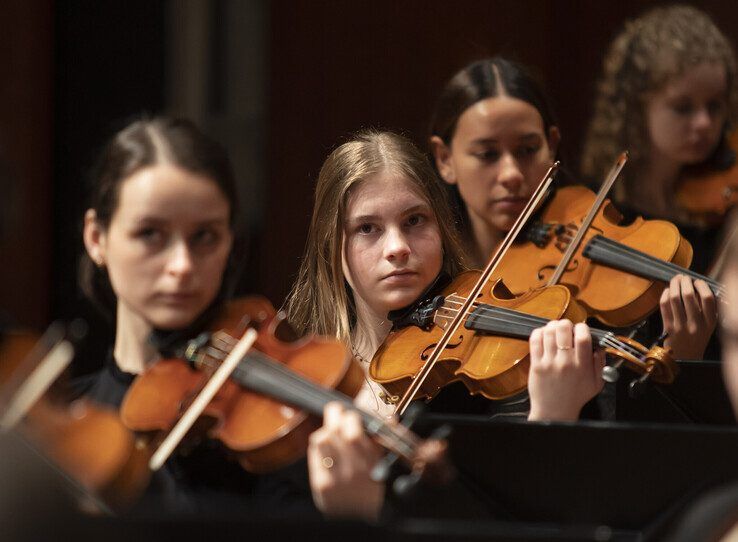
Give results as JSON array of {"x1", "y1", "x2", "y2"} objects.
[
  {"x1": 148, "y1": 328, "x2": 258, "y2": 471},
  {"x1": 392, "y1": 162, "x2": 560, "y2": 416},
  {"x1": 0, "y1": 324, "x2": 76, "y2": 431},
  {"x1": 547, "y1": 152, "x2": 628, "y2": 286}
]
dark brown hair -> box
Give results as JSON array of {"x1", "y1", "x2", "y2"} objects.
[
  {"x1": 428, "y1": 57, "x2": 561, "y2": 243},
  {"x1": 80, "y1": 116, "x2": 239, "y2": 315}
]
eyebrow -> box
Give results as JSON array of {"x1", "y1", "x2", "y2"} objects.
[
  {"x1": 346, "y1": 204, "x2": 431, "y2": 224},
  {"x1": 470, "y1": 133, "x2": 541, "y2": 145},
  {"x1": 132, "y1": 216, "x2": 229, "y2": 227}
]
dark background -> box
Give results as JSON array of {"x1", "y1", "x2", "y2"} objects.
[{"x1": 2, "y1": 0, "x2": 737, "y2": 368}]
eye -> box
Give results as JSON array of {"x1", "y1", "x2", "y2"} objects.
[
  {"x1": 473, "y1": 149, "x2": 500, "y2": 162},
  {"x1": 406, "y1": 213, "x2": 426, "y2": 227},
  {"x1": 134, "y1": 227, "x2": 164, "y2": 244},
  {"x1": 518, "y1": 144, "x2": 541, "y2": 157},
  {"x1": 191, "y1": 228, "x2": 219, "y2": 246},
  {"x1": 357, "y1": 223, "x2": 378, "y2": 235},
  {"x1": 671, "y1": 101, "x2": 693, "y2": 115},
  {"x1": 707, "y1": 99, "x2": 726, "y2": 116}
]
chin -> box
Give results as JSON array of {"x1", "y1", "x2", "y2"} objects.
[
  {"x1": 147, "y1": 309, "x2": 201, "y2": 331},
  {"x1": 383, "y1": 292, "x2": 424, "y2": 313}
]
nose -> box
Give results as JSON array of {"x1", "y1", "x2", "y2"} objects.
[
  {"x1": 692, "y1": 107, "x2": 713, "y2": 132},
  {"x1": 497, "y1": 153, "x2": 524, "y2": 192},
  {"x1": 383, "y1": 226, "x2": 411, "y2": 262},
  {"x1": 166, "y1": 239, "x2": 194, "y2": 278}
]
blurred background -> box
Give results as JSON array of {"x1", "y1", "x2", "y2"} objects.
[{"x1": 2, "y1": 0, "x2": 737, "y2": 371}]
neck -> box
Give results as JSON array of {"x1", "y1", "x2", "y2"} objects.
[
  {"x1": 632, "y1": 151, "x2": 682, "y2": 218},
  {"x1": 351, "y1": 297, "x2": 393, "y2": 360},
  {"x1": 113, "y1": 303, "x2": 159, "y2": 374},
  {"x1": 466, "y1": 213, "x2": 504, "y2": 268}
]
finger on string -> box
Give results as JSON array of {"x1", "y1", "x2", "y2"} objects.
[
  {"x1": 660, "y1": 284, "x2": 674, "y2": 329},
  {"x1": 669, "y1": 275, "x2": 688, "y2": 324},
  {"x1": 542, "y1": 321, "x2": 558, "y2": 358},
  {"x1": 680, "y1": 275, "x2": 702, "y2": 324},
  {"x1": 554, "y1": 319, "x2": 574, "y2": 352},
  {"x1": 695, "y1": 279, "x2": 718, "y2": 325},
  {"x1": 323, "y1": 401, "x2": 346, "y2": 432},
  {"x1": 529, "y1": 328, "x2": 543, "y2": 364},
  {"x1": 573, "y1": 322, "x2": 592, "y2": 370}
]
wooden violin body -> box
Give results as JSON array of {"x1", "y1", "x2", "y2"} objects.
[
  {"x1": 370, "y1": 272, "x2": 586, "y2": 402},
  {"x1": 494, "y1": 186, "x2": 693, "y2": 327},
  {"x1": 677, "y1": 130, "x2": 738, "y2": 224},
  {"x1": 121, "y1": 297, "x2": 364, "y2": 473},
  {"x1": 0, "y1": 328, "x2": 149, "y2": 511}
]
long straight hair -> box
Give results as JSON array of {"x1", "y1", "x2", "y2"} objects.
[{"x1": 285, "y1": 130, "x2": 467, "y2": 348}]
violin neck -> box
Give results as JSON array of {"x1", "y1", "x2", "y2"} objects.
[
  {"x1": 229, "y1": 351, "x2": 411, "y2": 452},
  {"x1": 230, "y1": 350, "x2": 354, "y2": 417},
  {"x1": 583, "y1": 235, "x2": 723, "y2": 298},
  {"x1": 464, "y1": 303, "x2": 613, "y2": 349}
]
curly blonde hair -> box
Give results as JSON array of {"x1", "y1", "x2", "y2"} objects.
[
  {"x1": 285, "y1": 130, "x2": 467, "y2": 349},
  {"x1": 581, "y1": 4, "x2": 738, "y2": 202}
]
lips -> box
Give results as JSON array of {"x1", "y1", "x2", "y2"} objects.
[
  {"x1": 490, "y1": 196, "x2": 528, "y2": 212},
  {"x1": 157, "y1": 292, "x2": 198, "y2": 304},
  {"x1": 382, "y1": 269, "x2": 418, "y2": 282}
]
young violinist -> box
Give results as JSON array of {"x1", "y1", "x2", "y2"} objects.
[
  {"x1": 77, "y1": 116, "x2": 384, "y2": 520},
  {"x1": 285, "y1": 129, "x2": 604, "y2": 422},
  {"x1": 582, "y1": 5, "x2": 733, "y2": 358},
  {"x1": 429, "y1": 56, "x2": 716, "y2": 361}
]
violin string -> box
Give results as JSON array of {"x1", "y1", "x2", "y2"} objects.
[
  {"x1": 587, "y1": 235, "x2": 725, "y2": 293},
  {"x1": 194, "y1": 341, "x2": 418, "y2": 457},
  {"x1": 439, "y1": 298, "x2": 644, "y2": 358},
  {"x1": 229, "y1": 352, "x2": 419, "y2": 457},
  {"x1": 200, "y1": 351, "x2": 418, "y2": 457},
  {"x1": 441, "y1": 296, "x2": 641, "y2": 358},
  {"x1": 442, "y1": 300, "x2": 644, "y2": 358},
  {"x1": 563, "y1": 233, "x2": 725, "y2": 297}
]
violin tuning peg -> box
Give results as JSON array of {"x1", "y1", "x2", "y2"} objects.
[
  {"x1": 400, "y1": 401, "x2": 426, "y2": 428},
  {"x1": 392, "y1": 471, "x2": 423, "y2": 499},
  {"x1": 652, "y1": 332, "x2": 668, "y2": 348},
  {"x1": 628, "y1": 373, "x2": 651, "y2": 398},
  {"x1": 601, "y1": 365, "x2": 620, "y2": 383},
  {"x1": 370, "y1": 452, "x2": 398, "y2": 483}
]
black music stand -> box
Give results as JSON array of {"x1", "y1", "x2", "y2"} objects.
[
  {"x1": 405, "y1": 415, "x2": 738, "y2": 538},
  {"x1": 616, "y1": 360, "x2": 735, "y2": 425}
]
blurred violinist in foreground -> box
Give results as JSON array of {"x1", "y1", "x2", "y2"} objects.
[
  {"x1": 668, "y1": 212, "x2": 738, "y2": 541},
  {"x1": 583, "y1": 5, "x2": 733, "y2": 357},
  {"x1": 74, "y1": 116, "x2": 388, "y2": 520}
]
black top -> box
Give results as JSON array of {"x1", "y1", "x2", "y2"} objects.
[{"x1": 71, "y1": 353, "x2": 320, "y2": 519}]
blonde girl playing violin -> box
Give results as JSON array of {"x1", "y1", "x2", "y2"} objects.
[
  {"x1": 79, "y1": 116, "x2": 384, "y2": 520},
  {"x1": 429, "y1": 56, "x2": 716, "y2": 360},
  {"x1": 582, "y1": 6, "x2": 734, "y2": 358},
  {"x1": 286, "y1": 129, "x2": 604, "y2": 425}
]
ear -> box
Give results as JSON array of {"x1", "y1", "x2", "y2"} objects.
[
  {"x1": 547, "y1": 126, "x2": 561, "y2": 159},
  {"x1": 429, "y1": 135, "x2": 457, "y2": 185},
  {"x1": 83, "y1": 209, "x2": 107, "y2": 267}
]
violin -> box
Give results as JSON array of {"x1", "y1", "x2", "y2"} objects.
[
  {"x1": 369, "y1": 162, "x2": 675, "y2": 414},
  {"x1": 494, "y1": 185, "x2": 694, "y2": 327},
  {"x1": 677, "y1": 130, "x2": 738, "y2": 225},
  {"x1": 370, "y1": 271, "x2": 676, "y2": 404},
  {"x1": 0, "y1": 325, "x2": 150, "y2": 512},
  {"x1": 121, "y1": 297, "x2": 450, "y2": 484}
]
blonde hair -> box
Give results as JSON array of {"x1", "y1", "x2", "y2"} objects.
[
  {"x1": 581, "y1": 5, "x2": 737, "y2": 202},
  {"x1": 285, "y1": 130, "x2": 467, "y2": 347}
]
